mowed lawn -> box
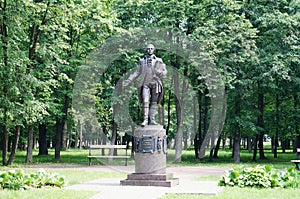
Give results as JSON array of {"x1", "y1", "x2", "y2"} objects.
[{"x1": 7, "y1": 146, "x2": 297, "y2": 168}]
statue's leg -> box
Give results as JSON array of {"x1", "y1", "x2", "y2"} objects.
[
  {"x1": 149, "y1": 88, "x2": 159, "y2": 125},
  {"x1": 141, "y1": 85, "x2": 150, "y2": 127},
  {"x1": 141, "y1": 102, "x2": 149, "y2": 127},
  {"x1": 149, "y1": 102, "x2": 157, "y2": 125}
]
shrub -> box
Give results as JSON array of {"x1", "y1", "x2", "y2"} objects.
[
  {"x1": 218, "y1": 165, "x2": 300, "y2": 188},
  {"x1": 0, "y1": 169, "x2": 65, "y2": 190}
]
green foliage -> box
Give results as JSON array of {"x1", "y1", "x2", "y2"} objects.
[
  {"x1": 219, "y1": 165, "x2": 300, "y2": 188},
  {"x1": 0, "y1": 0, "x2": 299, "y2": 165},
  {"x1": 0, "y1": 169, "x2": 64, "y2": 190}
]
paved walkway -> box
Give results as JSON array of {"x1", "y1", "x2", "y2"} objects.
[{"x1": 66, "y1": 166, "x2": 226, "y2": 199}]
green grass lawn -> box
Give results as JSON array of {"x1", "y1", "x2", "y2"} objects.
[
  {"x1": 7, "y1": 147, "x2": 296, "y2": 168},
  {"x1": 0, "y1": 189, "x2": 98, "y2": 199},
  {"x1": 54, "y1": 169, "x2": 127, "y2": 185},
  {"x1": 167, "y1": 147, "x2": 295, "y2": 169},
  {"x1": 162, "y1": 188, "x2": 300, "y2": 199},
  {"x1": 9, "y1": 148, "x2": 135, "y2": 167}
]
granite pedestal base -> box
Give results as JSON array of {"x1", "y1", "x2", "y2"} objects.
[
  {"x1": 120, "y1": 125, "x2": 179, "y2": 187},
  {"x1": 120, "y1": 173, "x2": 179, "y2": 187}
]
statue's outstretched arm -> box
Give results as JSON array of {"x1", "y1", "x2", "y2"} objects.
[{"x1": 123, "y1": 64, "x2": 141, "y2": 86}]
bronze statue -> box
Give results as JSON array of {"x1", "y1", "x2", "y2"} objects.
[{"x1": 124, "y1": 44, "x2": 167, "y2": 126}]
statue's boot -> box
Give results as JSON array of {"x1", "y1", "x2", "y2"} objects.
[
  {"x1": 149, "y1": 102, "x2": 158, "y2": 125},
  {"x1": 141, "y1": 102, "x2": 149, "y2": 127}
]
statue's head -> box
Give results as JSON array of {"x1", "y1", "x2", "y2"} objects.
[{"x1": 146, "y1": 44, "x2": 155, "y2": 55}]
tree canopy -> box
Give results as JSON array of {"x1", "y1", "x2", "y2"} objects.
[{"x1": 0, "y1": 0, "x2": 299, "y2": 165}]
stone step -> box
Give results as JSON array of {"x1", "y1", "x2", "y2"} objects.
[
  {"x1": 126, "y1": 173, "x2": 174, "y2": 181},
  {"x1": 120, "y1": 178, "x2": 179, "y2": 187}
]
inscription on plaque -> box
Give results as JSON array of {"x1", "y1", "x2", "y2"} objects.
[
  {"x1": 140, "y1": 136, "x2": 155, "y2": 153},
  {"x1": 133, "y1": 135, "x2": 166, "y2": 153}
]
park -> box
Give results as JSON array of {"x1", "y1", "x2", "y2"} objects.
[{"x1": 0, "y1": 0, "x2": 299, "y2": 198}]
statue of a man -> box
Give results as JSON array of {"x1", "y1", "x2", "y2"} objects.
[{"x1": 124, "y1": 44, "x2": 167, "y2": 127}]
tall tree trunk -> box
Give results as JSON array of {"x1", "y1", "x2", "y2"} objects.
[
  {"x1": 110, "y1": 121, "x2": 118, "y2": 156},
  {"x1": 209, "y1": 102, "x2": 216, "y2": 162},
  {"x1": 213, "y1": 136, "x2": 221, "y2": 158},
  {"x1": 222, "y1": 135, "x2": 226, "y2": 150},
  {"x1": 2, "y1": 125, "x2": 8, "y2": 165},
  {"x1": 166, "y1": 85, "x2": 172, "y2": 136},
  {"x1": 55, "y1": 120, "x2": 63, "y2": 160},
  {"x1": 25, "y1": 125, "x2": 34, "y2": 163},
  {"x1": 61, "y1": 93, "x2": 69, "y2": 151},
  {"x1": 203, "y1": 89, "x2": 209, "y2": 143},
  {"x1": 258, "y1": 132, "x2": 265, "y2": 160},
  {"x1": 183, "y1": 132, "x2": 188, "y2": 150},
  {"x1": 234, "y1": 88, "x2": 241, "y2": 163},
  {"x1": 234, "y1": 134, "x2": 241, "y2": 163},
  {"x1": 110, "y1": 82, "x2": 122, "y2": 157},
  {"x1": 274, "y1": 93, "x2": 279, "y2": 158},
  {"x1": 8, "y1": 135, "x2": 13, "y2": 152},
  {"x1": 174, "y1": 72, "x2": 182, "y2": 163},
  {"x1": 174, "y1": 125, "x2": 183, "y2": 163},
  {"x1": 228, "y1": 137, "x2": 232, "y2": 149},
  {"x1": 194, "y1": 135, "x2": 200, "y2": 158},
  {"x1": 257, "y1": 84, "x2": 266, "y2": 159},
  {"x1": 183, "y1": 65, "x2": 188, "y2": 151},
  {"x1": 252, "y1": 135, "x2": 258, "y2": 162},
  {"x1": 287, "y1": 140, "x2": 291, "y2": 149},
  {"x1": 102, "y1": 126, "x2": 108, "y2": 155},
  {"x1": 282, "y1": 140, "x2": 286, "y2": 153},
  {"x1": 213, "y1": 89, "x2": 227, "y2": 159},
  {"x1": 1, "y1": 0, "x2": 8, "y2": 166},
  {"x1": 7, "y1": 126, "x2": 21, "y2": 165},
  {"x1": 196, "y1": 92, "x2": 202, "y2": 158},
  {"x1": 198, "y1": 89, "x2": 209, "y2": 159},
  {"x1": 61, "y1": 122, "x2": 67, "y2": 150},
  {"x1": 194, "y1": 95, "x2": 200, "y2": 158},
  {"x1": 38, "y1": 123, "x2": 48, "y2": 155},
  {"x1": 247, "y1": 137, "x2": 252, "y2": 153},
  {"x1": 78, "y1": 120, "x2": 83, "y2": 149}
]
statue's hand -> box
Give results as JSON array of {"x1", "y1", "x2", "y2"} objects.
[
  {"x1": 156, "y1": 71, "x2": 166, "y2": 78},
  {"x1": 156, "y1": 72, "x2": 163, "y2": 77}
]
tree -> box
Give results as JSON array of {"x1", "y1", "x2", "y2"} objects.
[
  {"x1": 0, "y1": 0, "x2": 31, "y2": 165},
  {"x1": 0, "y1": 0, "x2": 117, "y2": 165},
  {"x1": 245, "y1": 0, "x2": 300, "y2": 160},
  {"x1": 191, "y1": 0, "x2": 257, "y2": 162}
]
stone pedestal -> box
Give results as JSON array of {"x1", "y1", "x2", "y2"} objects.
[
  {"x1": 121, "y1": 125, "x2": 179, "y2": 187},
  {"x1": 135, "y1": 125, "x2": 166, "y2": 174}
]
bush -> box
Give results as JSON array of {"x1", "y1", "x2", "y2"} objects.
[
  {"x1": 218, "y1": 165, "x2": 300, "y2": 188},
  {"x1": 0, "y1": 169, "x2": 65, "y2": 190}
]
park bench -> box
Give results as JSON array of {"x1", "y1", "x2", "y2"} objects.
[
  {"x1": 88, "y1": 145, "x2": 130, "y2": 166},
  {"x1": 291, "y1": 148, "x2": 300, "y2": 170}
]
